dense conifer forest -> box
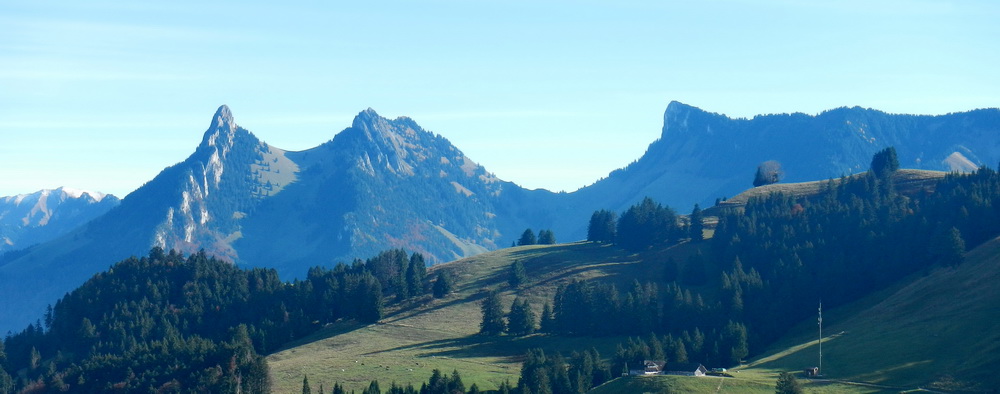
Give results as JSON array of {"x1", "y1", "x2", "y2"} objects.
[{"x1": 0, "y1": 248, "x2": 429, "y2": 393}]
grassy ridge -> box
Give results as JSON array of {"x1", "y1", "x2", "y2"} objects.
[{"x1": 267, "y1": 242, "x2": 666, "y2": 393}]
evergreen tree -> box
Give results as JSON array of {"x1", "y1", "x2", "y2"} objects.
[
  {"x1": 689, "y1": 204, "x2": 704, "y2": 242},
  {"x1": 432, "y1": 271, "x2": 453, "y2": 298},
  {"x1": 870, "y1": 146, "x2": 900, "y2": 178},
  {"x1": 479, "y1": 290, "x2": 507, "y2": 335},
  {"x1": 363, "y1": 380, "x2": 380, "y2": 394},
  {"x1": 406, "y1": 253, "x2": 427, "y2": 297},
  {"x1": 448, "y1": 370, "x2": 465, "y2": 393},
  {"x1": 539, "y1": 302, "x2": 555, "y2": 333},
  {"x1": 775, "y1": 372, "x2": 803, "y2": 394},
  {"x1": 303, "y1": 375, "x2": 312, "y2": 394},
  {"x1": 508, "y1": 298, "x2": 536, "y2": 336},
  {"x1": 508, "y1": 260, "x2": 527, "y2": 288},
  {"x1": 538, "y1": 230, "x2": 556, "y2": 245},
  {"x1": 587, "y1": 210, "x2": 617, "y2": 243},
  {"x1": 617, "y1": 197, "x2": 680, "y2": 251},
  {"x1": 931, "y1": 226, "x2": 966, "y2": 267},
  {"x1": 333, "y1": 382, "x2": 346, "y2": 394},
  {"x1": 518, "y1": 229, "x2": 537, "y2": 246}
]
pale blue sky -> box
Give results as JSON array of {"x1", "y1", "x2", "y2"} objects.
[{"x1": 2, "y1": 0, "x2": 998, "y2": 198}]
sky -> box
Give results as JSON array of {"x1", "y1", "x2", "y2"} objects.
[{"x1": 2, "y1": 0, "x2": 998, "y2": 198}]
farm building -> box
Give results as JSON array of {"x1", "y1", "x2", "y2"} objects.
[{"x1": 664, "y1": 363, "x2": 708, "y2": 377}]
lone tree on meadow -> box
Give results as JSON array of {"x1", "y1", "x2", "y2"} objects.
[
  {"x1": 753, "y1": 160, "x2": 784, "y2": 187},
  {"x1": 775, "y1": 371, "x2": 803, "y2": 394},
  {"x1": 432, "y1": 271, "x2": 453, "y2": 298}
]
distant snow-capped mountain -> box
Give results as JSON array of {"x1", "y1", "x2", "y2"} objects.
[{"x1": 0, "y1": 187, "x2": 119, "y2": 253}]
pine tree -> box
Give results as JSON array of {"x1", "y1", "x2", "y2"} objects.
[
  {"x1": 432, "y1": 271, "x2": 452, "y2": 298},
  {"x1": 518, "y1": 229, "x2": 537, "y2": 246},
  {"x1": 775, "y1": 372, "x2": 803, "y2": 394},
  {"x1": 539, "y1": 302, "x2": 555, "y2": 333},
  {"x1": 870, "y1": 146, "x2": 900, "y2": 178},
  {"x1": 508, "y1": 260, "x2": 527, "y2": 288},
  {"x1": 302, "y1": 375, "x2": 312, "y2": 394},
  {"x1": 479, "y1": 290, "x2": 507, "y2": 335},
  {"x1": 508, "y1": 298, "x2": 537, "y2": 336},
  {"x1": 931, "y1": 226, "x2": 966, "y2": 267},
  {"x1": 363, "y1": 380, "x2": 380, "y2": 394},
  {"x1": 689, "y1": 204, "x2": 704, "y2": 242},
  {"x1": 587, "y1": 210, "x2": 617, "y2": 243},
  {"x1": 538, "y1": 230, "x2": 556, "y2": 245}
]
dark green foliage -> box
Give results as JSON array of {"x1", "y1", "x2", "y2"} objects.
[
  {"x1": 333, "y1": 382, "x2": 346, "y2": 394},
  {"x1": 303, "y1": 375, "x2": 312, "y2": 394},
  {"x1": 0, "y1": 341, "x2": 11, "y2": 394},
  {"x1": 537, "y1": 229, "x2": 556, "y2": 245},
  {"x1": 0, "y1": 247, "x2": 437, "y2": 393},
  {"x1": 539, "y1": 302, "x2": 555, "y2": 334},
  {"x1": 363, "y1": 380, "x2": 380, "y2": 394},
  {"x1": 507, "y1": 298, "x2": 536, "y2": 336},
  {"x1": 931, "y1": 226, "x2": 966, "y2": 267},
  {"x1": 753, "y1": 160, "x2": 784, "y2": 187},
  {"x1": 870, "y1": 146, "x2": 899, "y2": 178},
  {"x1": 775, "y1": 371, "x2": 803, "y2": 394},
  {"x1": 517, "y1": 348, "x2": 610, "y2": 394},
  {"x1": 432, "y1": 271, "x2": 452, "y2": 298},
  {"x1": 518, "y1": 229, "x2": 537, "y2": 246},
  {"x1": 689, "y1": 204, "x2": 705, "y2": 242},
  {"x1": 616, "y1": 197, "x2": 681, "y2": 251},
  {"x1": 587, "y1": 210, "x2": 617, "y2": 243},
  {"x1": 508, "y1": 260, "x2": 527, "y2": 288},
  {"x1": 479, "y1": 290, "x2": 506, "y2": 336}
]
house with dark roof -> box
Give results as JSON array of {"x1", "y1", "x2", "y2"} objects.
[{"x1": 664, "y1": 363, "x2": 708, "y2": 377}]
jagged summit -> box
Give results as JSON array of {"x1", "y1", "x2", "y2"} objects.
[{"x1": 201, "y1": 105, "x2": 240, "y2": 150}]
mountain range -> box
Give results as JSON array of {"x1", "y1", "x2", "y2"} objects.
[
  {"x1": 1, "y1": 101, "x2": 998, "y2": 333},
  {"x1": 0, "y1": 187, "x2": 119, "y2": 255}
]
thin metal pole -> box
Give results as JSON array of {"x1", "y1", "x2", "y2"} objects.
[{"x1": 818, "y1": 302, "x2": 823, "y2": 375}]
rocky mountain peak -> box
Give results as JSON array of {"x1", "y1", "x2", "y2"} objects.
[
  {"x1": 661, "y1": 101, "x2": 701, "y2": 136},
  {"x1": 200, "y1": 105, "x2": 238, "y2": 152}
]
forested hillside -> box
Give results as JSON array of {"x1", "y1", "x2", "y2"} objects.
[{"x1": 0, "y1": 248, "x2": 430, "y2": 393}]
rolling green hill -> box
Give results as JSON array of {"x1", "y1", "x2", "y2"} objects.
[
  {"x1": 742, "y1": 234, "x2": 1000, "y2": 392},
  {"x1": 266, "y1": 241, "x2": 671, "y2": 392}
]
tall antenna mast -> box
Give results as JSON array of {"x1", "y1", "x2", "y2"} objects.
[{"x1": 818, "y1": 301, "x2": 823, "y2": 375}]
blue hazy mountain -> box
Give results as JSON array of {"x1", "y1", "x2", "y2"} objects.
[{"x1": 1, "y1": 102, "x2": 998, "y2": 333}]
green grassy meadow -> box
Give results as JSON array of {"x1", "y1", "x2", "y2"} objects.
[
  {"x1": 742, "y1": 235, "x2": 1000, "y2": 391},
  {"x1": 267, "y1": 242, "x2": 677, "y2": 393}
]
